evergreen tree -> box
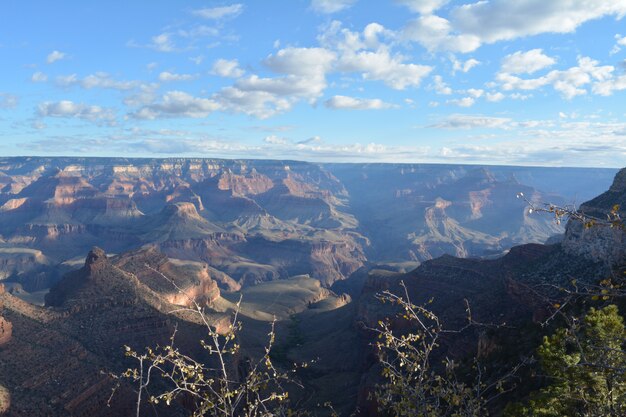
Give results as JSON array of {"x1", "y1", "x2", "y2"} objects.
[{"x1": 507, "y1": 305, "x2": 626, "y2": 416}]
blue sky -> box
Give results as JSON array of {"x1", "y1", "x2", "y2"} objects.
[{"x1": 1, "y1": 0, "x2": 626, "y2": 167}]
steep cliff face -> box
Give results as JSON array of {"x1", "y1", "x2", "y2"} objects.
[{"x1": 562, "y1": 168, "x2": 626, "y2": 266}]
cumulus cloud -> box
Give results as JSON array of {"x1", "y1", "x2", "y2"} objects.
[
  {"x1": 496, "y1": 56, "x2": 615, "y2": 99},
  {"x1": 401, "y1": 1, "x2": 626, "y2": 53},
  {"x1": 486, "y1": 92, "x2": 505, "y2": 102},
  {"x1": 37, "y1": 100, "x2": 116, "y2": 124},
  {"x1": 127, "y1": 33, "x2": 177, "y2": 52},
  {"x1": 46, "y1": 50, "x2": 66, "y2": 64},
  {"x1": 501, "y1": 49, "x2": 556, "y2": 74},
  {"x1": 593, "y1": 74, "x2": 626, "y2": 96},
  {"x1": 431, "y1": 75, "x2": 452, "y2": 94},
  {"x1": 320, "y1": 22, "x2": 432, "y2": 89},
  {"x1": 0, "y1": 93, "x2": 18, "y2": 109},
  {"x1": 130, "y1": 91, "x2": 220, "y2": 119},
  {"x1": 310, "y1": 0, "x2": 356, "y2": 14},
  {"x1": 452, "y1": 0, "x2": 626, "y2": 45},
  {"x1": 264, "y1": 135, "x2": 289, "y2": 145},
  {"x1": 430, "y1": 114, "x2": 512, "y2": 129},
  {"x1": 452, "y1": 57, "x2": 480, "y2": 73},
  {"x1": 207, "y1": 47, "x2": 336, "y2": 118},
  {"x1": 192, "y1": 4, "x2": 243, "y2": 19},
  {"x1": 402, "y1": 14, "x2": 480, "y2": 53},
  {"x1": 611, "y1": 34, "x2": 626, "y2": 54},
  {"x1": 447, "y1": 97, "x2": 475, "y2": 107},
  {"x1": 264, "y1": 47, "x2": 336, "y2": 77},
  {"x1": 158, "y1": 71, "x2": 198, "y2": 82},
  {"x1": 31, "y1": 72, "x2": 48, "y2": 82},
  {"x1": 211, "y1": 59, "x2": 245, "y2": 78},
  {"x1": 56, "y1": 72, "x2": 139, "y2": 90},
  {"x1": 395, "y1": 0, "x2": 449, "y2": 14},
  {"x1": 325, "y1": 95, "x2": 393, "y2": 110}
]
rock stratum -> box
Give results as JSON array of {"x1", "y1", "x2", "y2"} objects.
[{"x1": 0, "y1": 157, "x2": 615, "y2": 294}]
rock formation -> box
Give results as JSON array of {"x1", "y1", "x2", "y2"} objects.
[
  {"x1": 0, "y1": 157, "x2": 616, "y2": 292},
  {"x1": 0, "y1": 285, "x2": 12, "y2": 347},
  {"x1": 562, "y1": 167, "x2": 626, "y2": 266}
]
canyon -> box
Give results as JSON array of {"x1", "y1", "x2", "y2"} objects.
[
  {"x1": 0, "y1": 157, "x2": 621, "y2": 416},
  {"x1": 0, "y1": 157, "x2": 615, "y2": 296}
]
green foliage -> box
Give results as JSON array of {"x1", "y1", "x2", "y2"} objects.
[{"x1": 506, "y1": 305, "x2": 626, "y2": 417}]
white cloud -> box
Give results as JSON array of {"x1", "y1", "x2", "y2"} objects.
[
  {"x1": 206, "y1": 47, "x2": 337, "y2": 118},
  {"x1": 31, "y1": 72, "x2": 48, "y2": 82},
  {"x1": 317, "y1": 21, "x2": 432, "y2": 89},
  {"x1": 264, "y1": 47, "x2": 336, "y2": 77},
  {"x1": 593, "y1": 74, "x2": 626, "y2": 96},
  {"x1": 46, "y1": 50, "x2": 66, "y2": 64},
  {"x1": 211, "y1": 59, "x2": 245, "y2": 78},
  {"x1": 402, "y1": 1, "x2": 626, "y2": 53},
  {"x1": 123, "y1": 83, "x2": 160, "y2": 107},
  {"x1": 501, "y1": 49, "x2": 556, "y2": 74},
  {"x1": 496, "y1": 56, "x2": 616, "y2": 99},
  {"x1": 486, "y1": 92, "x2": 505, "y2": 102},
  {"x1": 130, "y1": 91, "x2": 220, "y2": 119},
  {"x1": 341, "y1": 48, "x2": 432, "y2": 89},
  {"x1": 192, "y1": 4, "x2": 243, "y2": 19},
  {"x1": 447, "y1": 97, "x2": 475, "y2": 107},
  {"x1": 402, "y1": 15, "x2": 481, "y2": 53},
  {"x1": 430, "y1": 114, "x2": 512, "y2": 129},
  {"x1": 452, "y1": 57, "x2": 480, "y2": 73},
  {"x1": 151, "y1": 33, "x2": 176, "y2": 52},
  {"x1": 56, "y1": 72, "x2": 139, "y2": 90},
  {"x1": 310, "y1": 0, "x2": 356, "y2": 14},
  {"x1": 215, "y1": 87, "x2": 292, "y2": 118},
  {"x1": 395, "y1": 0, "x2": 449, "y2": 14},
  {"x1": 235, "y1": 74, "x2": 327, "y2": 100},
  {"x1": 37, "y1": 100, "x2": 116, "y2": 123},
  {"x1": 611, "y1": 34, "x2": 626, "y2": 54},
  {"x1": 466, "y1": 88, "x2": 483, "y2": 98},
  {"x1": 264, "y1": 135, "x2": 289, "y2": 145},
  {"x1": 325, "y1": 95, "x2": 394, "y2": 110},
  {"x1": 189, "y1": 55, "x2": 204, "y2": 65},
  {"x1": 431, "y1": 75, "x2": 452, "y2": 94},
  {"x1": 158, "y1": 71, "x2": 197, "y2": 82},
  {"x1": 452, "y1": 0, "x2": 626, "y2": 45},
  {"x1": 0, "y1": 93, "x2": 18, "y2": 109}
]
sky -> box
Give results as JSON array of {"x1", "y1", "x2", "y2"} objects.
[{"x1": 1, "y1": 0, "x2": 626, "y2": 167}]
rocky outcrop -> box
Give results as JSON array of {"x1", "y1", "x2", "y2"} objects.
[
  {"x1": 0, "y1": 285, "x2": 13, "y2": 347},
  {"x1": 0, "y1": 317, "x2": 11, "y2": 346},
  {"x1": 562, "y1": 168, "x2": 626, "y2": 266},
  {"x1": 0, "y1": 384, "x2": 9, "y2": 414},
  {"x1": 44, "y1": 247, "x2": 138, "y2": 309}
]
